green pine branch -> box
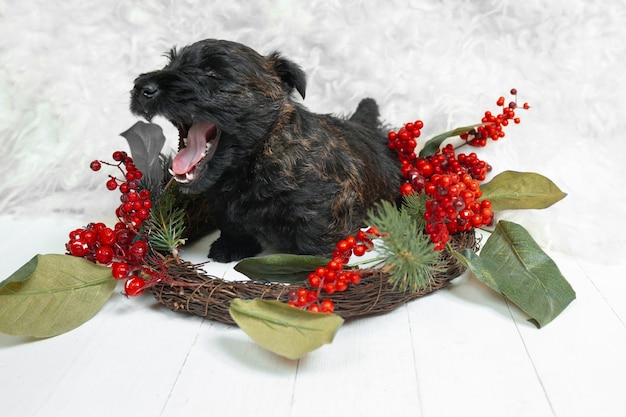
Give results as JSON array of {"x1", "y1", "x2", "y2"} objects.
[
  {"x1": 146, "y1": 184, "x2": 187, "y2": 258},
  {"x1": 367, "y1": 198, "x2": 442, "y2": 292}
]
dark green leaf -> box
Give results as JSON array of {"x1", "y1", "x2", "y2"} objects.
[
  {"x1": 0, "y1": 254, "x2": 117, "y2": 337},
  {"x1": 234, "y1": 254, "x2": 329, "y2": 283},
  {"x1": 419, "y1": 124, "x2": 484, "y2": 157},
  {"x1": 229, "y1": 298, "x2": 344, "y2": 359},
  {"x1": 480, "y1": 171, "x2": 567, "y2": 211},
  {"x1": 1, "y1": 255, "x2": 39, "y2": 285},
  {"x1": 120, "y1": 121, "x2": 167, "y2": 185},
  {"x1": 453, "y1": 221, "x2": 575, "y2": 328}
]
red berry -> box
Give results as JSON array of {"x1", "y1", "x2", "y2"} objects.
[
  {"x1": 336, "y1": 279, "x2": 348, "y2": 292},
  {"x1": 90, "y1": 160, "x2": 101, "y2": 171},
  {"x1": 320, "y1": 299, "x2": 335, "y2": 313},
  {"x1": 400, "y1": 183, "x2": 415, "y2": 196},
  {"x1": 327, "y1": 259, "x2": 343, "y2": 272},
  {"x1": 336, "y1": 239, "x2": 350, "y2": 253},
  {"x1": 349, "y1": 272, "x2": 362, "y2": 284},
  {"x1": 308, "y1": 273, "x2": 321, "y2": 288},
  {"x1": 345, "y1": 235, "x2": 357, "y2": 248},
  {"x1": 137, "y1": 208, "x2": 150, "y2": 221},
  {"x1": 69, "y1": 228, "x2": 84, "y2": 241},
  {"x1": 111, "y1": 262, "x2": 130, "y2": 280},
  {"x1": 112, "y1": 151, "x2": 126, "y2": 161},
  {"x1": 68, "y1": 240, "x2": 87, "y2": 257},
  {"x1": 124, "y1": 276, "x2": 145, "y2": 297},
  {"x1": 315, "y1": 267, "x2": 327, "y2": 277},
  {"x1": 106, "y1": 178, "x2": 118, "y2": 190},
  {"x1": 353, "y1": 244, "x2": 367, "y2": 257},
  {"x1": 308, "y1": 304, "x2": 321, "y2": 313},
  {"x1": 129, "y1": 240, "x2": 148, "y2": 261},
  {"x1": 83, "y1": 230, "x2": 98, "y2": 246},
  {"x1": 98, "y1": 227, "x2": 115, "y2": 246},
  {"x1": 366, "y1": 226, "x2": 380, "y2": 237},
  {"x1": 322, "y1": 282, "x2": 336, "y2": 294},
  {"x1": 95, "y1": 245, "x2": 114, "y2": 264},
  {"x1": 139, "y1": 189, "x2": 151, "y2": 200}
]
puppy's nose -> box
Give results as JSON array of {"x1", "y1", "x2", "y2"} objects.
[{"x1": 139, "y1": 82, "x2": 159, "y2": 100}]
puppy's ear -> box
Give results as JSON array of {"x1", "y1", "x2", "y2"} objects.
[{"x1": 268, "y1": 52, "x2": 307, "y2": 99}]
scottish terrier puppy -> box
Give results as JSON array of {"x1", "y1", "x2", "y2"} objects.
[{"x1": 130, "y1": 39, "x2": 400, "y2": 262}]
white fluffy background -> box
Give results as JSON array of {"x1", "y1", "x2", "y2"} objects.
[{"x1": 1, "y1": 0, "x2": 624, "y2": 263}]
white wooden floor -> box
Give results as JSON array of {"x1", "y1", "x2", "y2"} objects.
[{"x1": 1, "y1": 214, "x2": 624, "y2": 417}]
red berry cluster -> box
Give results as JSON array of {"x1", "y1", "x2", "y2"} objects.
[
  {"x1": 66, "y1": 151, "x2": 152, "y2": 297},
  {"x1": 461, "y1": 88, "x2": 530, "y2": 147},
  {"x1": 389, "y1": 90, "x2": 530, "y2": 249},
  {"x1": 288, "y1": 227, "x2": 380, "y2": 313},
  {"x1": 419, "y1": 145, "x2": 493, "y2": 249},
  {"x1": 394, "y1": 137, "x2": 494, "y2": 250},
  {"x1": 388, "y1": 120, "x2": 423, "y2": 194},
  {"x1": 93, "y1": 151, "x2": 152, "y2": 229}
]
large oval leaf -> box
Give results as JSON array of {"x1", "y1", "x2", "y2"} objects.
[
  {"x1": 229, "y1": 298, "x2": 344, "y2": 359},
  {"x1": 0, "y1": 254, "x2": 117, "y2": 338},
  {"x1": 480, "y1": 170, "x2": 567, "y2": 211},
  {"x1": 234, "y1": 254, "x2": 329, "y2": 283},
  {"x1": 453, "y1": 220, "x2": 575, "y2": 328}
]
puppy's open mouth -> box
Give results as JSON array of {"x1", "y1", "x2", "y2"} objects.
[{"x1": 169, "y1": 121, "x2": 221, "y2": 184}]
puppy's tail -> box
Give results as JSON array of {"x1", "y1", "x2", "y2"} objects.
[{"x1": 349, "y1": 98, "x2": 381, "y2": 129}]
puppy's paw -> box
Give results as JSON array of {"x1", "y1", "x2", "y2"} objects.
[{"x1": 208, "y1": 235, "x2": 262, "y2": 263}]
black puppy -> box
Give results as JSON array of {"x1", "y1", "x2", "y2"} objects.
[{"x1": 130, "y1": 39, "x2": 400, "y2": 262}]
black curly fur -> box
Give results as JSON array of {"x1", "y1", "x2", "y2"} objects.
[{"x1": 130, "y1": 39, "x2": 400, "y2": 262}]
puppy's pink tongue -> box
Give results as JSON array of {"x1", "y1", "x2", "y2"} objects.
[{"x1": 172, "y1": 121, "x2": 215, "y2": 175}]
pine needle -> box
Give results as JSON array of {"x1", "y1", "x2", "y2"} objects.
[
  {"x1": 146, "y1": 185, "x2": 187, "y2": 260},
  {"x1": 367, "y1": 199, "x2": 442, "y2": 292}
]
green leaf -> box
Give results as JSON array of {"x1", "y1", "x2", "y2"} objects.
[
  {"x1": 453, "y1": 221, "x2": 575, "y2": 328},
  {"x1": 120, "y1": 121, "x2": 166, "y2": 186},
  {"x1": 0, "y1": 254, "x2": 117, "y2": 338},
  {"x1": 419, "y1": 124, "x2": 484, "y2": 157},
  {"x1": 1, "y1": 255, "x2": 39, "y2": 285},
  {"x1": 480, "y1": 171, "x2": 567, "y2": 211},
  {"x1": 229, "y1": 298, "x2": 344, "y2": 359},
  {"x1": 234, "y1": 254, "x2": 329, "y2": 283}
]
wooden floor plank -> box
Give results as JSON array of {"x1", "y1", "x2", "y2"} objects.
[
  {"x1": 158, "y1": 321, "x2": 298, "y2": 417},
  {"x1": 512, "y1": 254, "x2": 626, "y2": 417},
  {"x1": 407, "y1": 274, "x2": 556, "y2": 417},
  {"x1": 289, "y1": 308, "x2": 422, "y2": 417}
]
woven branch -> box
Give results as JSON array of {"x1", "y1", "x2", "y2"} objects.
[{"x1": 149, "y1": 230, "x2": 478, "y2": 325}]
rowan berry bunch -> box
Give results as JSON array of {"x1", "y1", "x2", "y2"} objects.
[
  {"x1": 460, "y1": 88, "x2": 530, "y2": 147},
  {"x1": 403, "y1": 144, "x2": 493, "y2": 249},
  {"x1": 388, "y1": 119, "x2": 423, "y2": 185},
  {"x1": 66, "y1": 151, "x2": 154, "y2": 296},
  {"x1": 389, "y1": 90, "x2": 528, "y2": 249},
  {"x1": 287, "y1": 226, "x2": 380, "y2": 313}
]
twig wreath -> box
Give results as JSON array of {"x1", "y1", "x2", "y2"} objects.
[{"x1": 0, "y1": 89, "x2": 575, "y2": 359}]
